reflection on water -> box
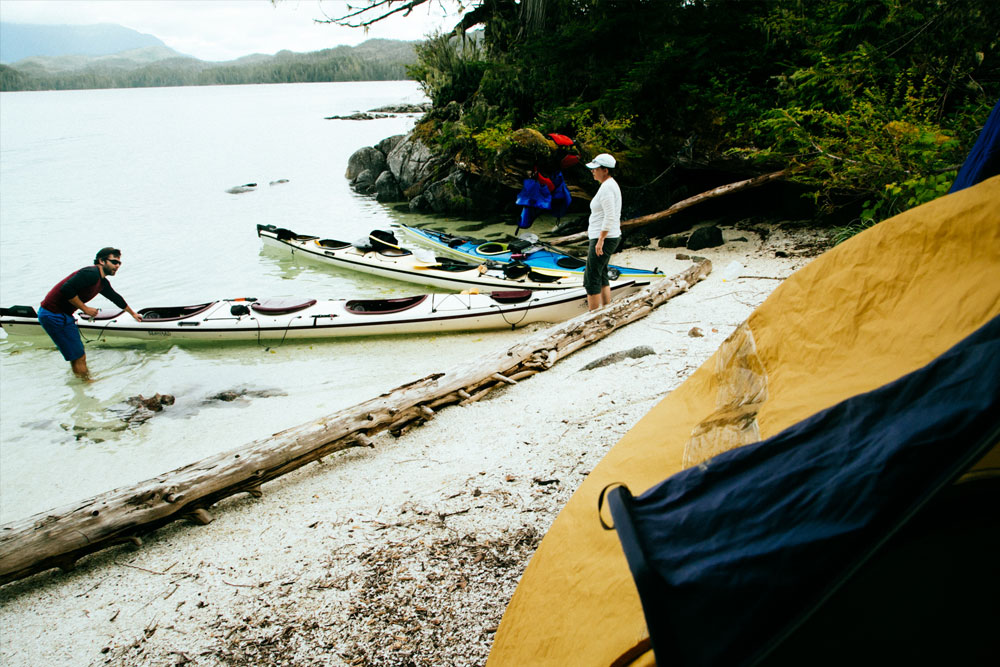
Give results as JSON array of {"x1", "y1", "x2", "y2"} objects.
[
  {"x1": 16, "y1": 346, "x2": 182, "y2": 445},
  {"x1": 57, "y1": 381, "x2": 129, "y2": 443}
]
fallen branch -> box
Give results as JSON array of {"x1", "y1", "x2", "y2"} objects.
[
  {"x1": 0, "y1": 261, "x2": 711, "y2": 586},
  {"x1": 548, "y1": 169, "x2": 790, "y2": 246}
]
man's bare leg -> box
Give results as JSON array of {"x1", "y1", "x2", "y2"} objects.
[
  {"x1": 71, "y1": 354, "x2": 90, "y2": 379},
  {"x1": 600, "y1": 285, "x2": 612, "y2": 307}
]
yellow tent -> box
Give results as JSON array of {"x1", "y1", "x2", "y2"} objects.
[{"x1": 488, "y1": 175, "x2": 1000, "y2": 666}]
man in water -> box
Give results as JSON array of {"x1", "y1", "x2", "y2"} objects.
[{"x1": 38, "y1": 247, "x2": 143, "y2": 378}]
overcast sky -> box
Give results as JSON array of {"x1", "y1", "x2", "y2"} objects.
[{"x1": 0, "y1": 0, "x2": 462, "y2": 61}]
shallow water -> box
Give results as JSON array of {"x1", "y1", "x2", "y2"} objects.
[{"x1": 0, "y1": 81, "x2": 578, "y2": 523}]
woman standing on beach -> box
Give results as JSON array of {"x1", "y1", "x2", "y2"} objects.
[{"x1": 584, "y1": 153, "x2": 622, "y2": 310}]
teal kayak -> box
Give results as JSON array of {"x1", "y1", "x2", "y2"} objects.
[{"x1": 396, "y1": 225, "x2": 664, "y2": 280}]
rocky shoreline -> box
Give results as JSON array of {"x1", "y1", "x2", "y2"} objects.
[
  {"x1": 345, "y1": 131, "x2": 511, "y2": 218},
  {"x1": 344, "y1": 116, "x2": 818, "y2": 257},
  {"x1": 345, "y1": 126, "x2": 576, "y2": 222}
]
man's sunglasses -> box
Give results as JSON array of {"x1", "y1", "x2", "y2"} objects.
[{"x1": 105, "y1": 259, "x2": 121, "y2": 266}]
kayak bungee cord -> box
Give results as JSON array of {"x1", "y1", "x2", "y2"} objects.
[
  {"x1": 426, "y1": 291, "x2": 543, "y2": 328},
  {"x1": 78, "y1": 314, "x2": 121, "y2": 343},
  {"x1": 428, "y1": 292, "x2": 478, "y2": 313},
  {"x1": 255, "y1": 314, "x2": 304, "y2": 351},
  {"x1": 254, "y1": 312, "x2": 338, "y2": 350},
  {"x1": 75, "y1": 308, "x2": 302, "y2": 350},
  {"x1": 490, "y1": 295, "x2": 539, "y2": 329}
]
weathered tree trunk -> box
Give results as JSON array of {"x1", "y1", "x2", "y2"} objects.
[
  {"x1": 549, "y1": 169, "x2": 789, "y2": 246},
  {"x1": 0, "y1": 261, "x2": 711, "y2": 586}
]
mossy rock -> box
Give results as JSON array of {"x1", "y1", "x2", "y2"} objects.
[{"x1": 510, "y1": 128, "x2": 557, "y2": 165}]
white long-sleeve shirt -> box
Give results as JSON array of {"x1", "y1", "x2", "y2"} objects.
[{"x1": 587, "y1": 177, "x2": 622, "y2": 239}]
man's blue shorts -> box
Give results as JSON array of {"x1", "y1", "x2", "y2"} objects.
[{"x1": 37, "y1": 307, "x2": 85, "y2": 361}]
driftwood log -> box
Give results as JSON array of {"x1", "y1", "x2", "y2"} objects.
[
  {"x1": 0, "y1": 260, "x2": 711, "y2": 586},
  {"x1": 549, "y1": 169, "x2": 789, "y2": 246}
]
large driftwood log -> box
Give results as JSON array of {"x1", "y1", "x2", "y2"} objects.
[
  {"x1": 549, "y1": 169, "x2": 789, "y2": 246},
  {"x1": 0, "y1": 261, "x2": 711, "y2": 586}
]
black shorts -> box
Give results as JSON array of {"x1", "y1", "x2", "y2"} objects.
[{"x1": 584, "y1": 237, "x2": 621, "y2": 294}]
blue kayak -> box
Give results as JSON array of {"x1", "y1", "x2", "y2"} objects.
[{"x1": 396, "y1": 225, "x2": 664, "y2": 280}]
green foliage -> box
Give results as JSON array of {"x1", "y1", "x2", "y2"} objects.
[
  {"x1": 471, "y1": 120, "x2": 514, "y2": 155},
  {"x1": 831, "y1": 218, "x2": 877, "y2": 245},
  {"x1": 740, "y1": 61, "x2": 983, "y2": 216},
  {"x1": 832, "y1": 169, "x2": 955, "y2": 245},
  {"x1": 568, "y1": 110, "x2": 636, "y2": 157},
  {"x1": 734, "y1": 0, "x2": 997, "y2": 216},
  {"x1": 859, "y1": 170, "x2": 956, "y2": 223},
  {"x1": 400, "y1": 0, "x2": 998, "y2": 221},
  {"x1": 407, "y1": 33, "x2": 487, "y2": 107}
]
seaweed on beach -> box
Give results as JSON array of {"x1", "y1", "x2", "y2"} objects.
[
  {"x1": 201, "y1": 527, "x2": 540, "y2": 667},
  {"x1": 97, "y1": 524, "x2": 542, "y2": 667},
  {"x1": 337, "y1": 527, "x2": 539, "y2": 666}
]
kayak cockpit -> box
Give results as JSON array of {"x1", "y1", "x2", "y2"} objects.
[
  {"x1": 431, "y1": 259, "x2": 482, "y2": 272},
  {"x1": 0, "y1": 305, "x2": 38, "y2": 318},
  {"x1": 250, "y1": 298, "x2": 317, "y2": 315},
  {"x1": 490, "y1": 290, "x2": 534, "y2": 304},
  {"x1": 555, "y1": 256, "x2": 586, "y2": 269},
  {"x1": 476, "y1": 242, "x2": 508, "y2": 255},
  {"x1": 139, "y1": 302, "x2": 216, "y2": 321},
  {"x1": 528, "y1": 270, "x2": 564, "y2": 283},
  {"x1": 345, "y1": 295, "x2": 427, "y2": 315},
  {"x1": 316, "y1": 238, "x2": 351, "y2": 249},
  {"x1": 353, "y1": 230, "x2": 412, "y2": 257},
  {"x1": 258, "y1": 224, "x2": 318, "y2": 243}
]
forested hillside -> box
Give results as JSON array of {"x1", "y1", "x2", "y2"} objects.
[
  {"x1": 375, "y1": 0, "x2": 999, "y2": 227},
  {"x1": 0, "y1": 39, "x2": 417, "y2": 92}
]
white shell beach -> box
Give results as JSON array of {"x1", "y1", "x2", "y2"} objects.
[{"x1": 0, "y1": 225, "x2": 828, "y2": 666}]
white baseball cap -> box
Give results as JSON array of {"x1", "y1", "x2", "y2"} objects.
[{"x1": 586, "y1": 153, "x2": 616, "y2": 169}]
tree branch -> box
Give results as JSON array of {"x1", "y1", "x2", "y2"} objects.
[
  {"x1": 314, "y1": 0, "x2": 433, "y2": 29},
  {"x1": 549, "y1": 169, "x2": 791, "y2": 246}
]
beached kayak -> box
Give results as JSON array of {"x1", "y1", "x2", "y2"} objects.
[
  {"x1": 257, "y1": 225, "x2": 589, "y2": 292},
  {"x1": 395, "y1": 224, "x2": 665, "y2": 280},
  {"x1": 0, "y1": 283, "x2": 644, "y2": 343}
]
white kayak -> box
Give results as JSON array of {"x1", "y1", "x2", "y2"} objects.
[
  {"x1": 0, "y1": 283, "x2": 643, "y2": 344},
  {"x1": 257, "y1": 224, "x2": 589, "y2": 292}
]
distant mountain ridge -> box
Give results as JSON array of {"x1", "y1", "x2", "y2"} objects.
[
  {"x1": 0, "y1": 28, "x2": 419, "y2": 92},
  {"x1": 11, "y1": 46, "x2": 189, "y2": 73},
  {"x1": 0, "y1": 22, "x2": 171, "y2": 63}
]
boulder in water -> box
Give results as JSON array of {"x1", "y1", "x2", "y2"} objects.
[{"x1": 126, "y1": 393, "x2": 175, "y2": 412}]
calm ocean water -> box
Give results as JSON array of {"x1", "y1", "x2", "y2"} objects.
[{"x1": 0, "y1": 81, "x2": 544, "y2": 522}]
